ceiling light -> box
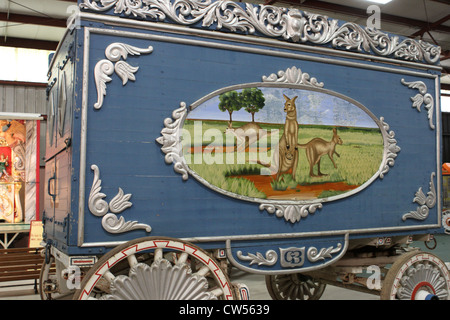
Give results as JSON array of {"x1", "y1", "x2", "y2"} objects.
[{"x1": 365, "y1": 0, "x2": 392, "y2": 4}]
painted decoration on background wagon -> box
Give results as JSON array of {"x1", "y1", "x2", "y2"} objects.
[{"x1": 181, "y1": 85, "x2": 384, "y2": 203}]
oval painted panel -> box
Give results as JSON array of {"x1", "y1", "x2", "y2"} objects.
[{"x1": 181, "y1": 84, "x2": 384, "y2": 203}]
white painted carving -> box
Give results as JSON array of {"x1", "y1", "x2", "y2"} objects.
[
  {"x1": 259, "y1": 203, "x2": 323, "y2": 223},
  {"x1": 401, "y1": 79, "x2": 435, "y2": 130},
  {"x1": 109, "y1": 188, "x2": 132, "y2": 213},
  {"x1": 236, "y1": 250, "x2": 277, "y2": 266},
  {"x1": 379, "y1": 117, "x2": 401, "y2": 179},
  {"x1": 88, "y1": 164, "x2": 109, "y2": 217},
  {"x1": 156, "y1": 102, "x2": 189, "y2": 180},
  {"x1": 262, "y1": 66, "x2": 324, "y2": 87},
  {"x1": 93, "y1": 42, "x2": 153, "y2": 109},
  {"x1": 402, "y1": 172, "x2": 436, "y2": 221},
  {"x1": 88, "y1": 164, "x2": 152, "y2": 233},
  {"x1": 80, "y1": 0, "x2": 440, "y2": 64},
  {"x1": 102, "y1": 213, "x2": 152, "y2": 233},
  {"x1": 307, "y1": 243, "x2": 342, "y2": 262}
]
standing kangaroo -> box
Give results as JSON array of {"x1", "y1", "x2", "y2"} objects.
[
  {"x1": 258, "y1": 94, "x2": 299, "y2": 181},
  {"x1": 298, "y1": 128, "x2": 343, "y2": 177}
]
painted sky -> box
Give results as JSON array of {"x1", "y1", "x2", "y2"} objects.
[{"x1": 188, "y1": 87, "x2": 378, "y2": 128}]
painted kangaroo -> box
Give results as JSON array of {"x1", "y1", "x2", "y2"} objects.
[
  {"x1": 258, "y1": 95, "x2": 299, "y2": 181},
  {"x1": 298, "y1": 127, "x2": 343, "y2": 177},
  {"x1": 225, "y1": 121, "x2": 267, "y2": 151}
]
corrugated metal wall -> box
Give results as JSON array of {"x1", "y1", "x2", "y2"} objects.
[{"x1": 0, "y1": 83, "x2": 46, "y2": 114}]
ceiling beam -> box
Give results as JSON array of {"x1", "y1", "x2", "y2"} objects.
[
  {"x1": 266, "y1": 0, "x2": 450, "y2": 34},
  {"x1": 411, "y1": 14, "x2": 450, "y2": 37},
  {"x1": 0, "y1": 12, "x2": 67, "y2": 28},
  {"x1": 0, "y1": 36, "x2": 58, "y2": 51}
]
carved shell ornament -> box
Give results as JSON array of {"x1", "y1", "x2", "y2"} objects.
[{"x1": 80, "y1": 0, "x2": 440, "y2": 64}]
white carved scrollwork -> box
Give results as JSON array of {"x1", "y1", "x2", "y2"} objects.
[
  {"x1": 155, "y1": 102, "x2": 189, "y2": 180},
  {"x1": 88, "y1": 164, "x2": 109, "y2": 217},
  {"x1": 379, "y1": 117, "x2": 401, "y2": 179},
  {"x1": 402, "y1": 172, "x2": 436, "y2": 221},
  {"x1": 102, "y1": 213, "x2": 152, "y2": 233},
  {"x1": 307, "y1": 243, "x2": 342, "y2": 262},
  {"x1": 88, "y1": 164, "x2": 152, "y2": 233},
  {"x1": 94, "y1": 43, "x2": 153, "y2": 109},
  {"x1": 235, "y1": 241, "x2": 343, "y2": 268},
  {"x1": 236, "y1": 250, "x2": 277, "y2": 266},
  {"x1": 80, "y1": 0, "x2": 440, "y2": 64},
  {"x1": 401, "y1": 79, "x2": 435, "y2": 130},
  {"x1": 259, "y1": 203, "x2": 323, "y2": 223},
  {"x1": 262, "y1": 66, "x2": 324, "y2": 87}
]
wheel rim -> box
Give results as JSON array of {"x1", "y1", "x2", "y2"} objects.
[
  {"x1": 266, "y1": 273, "x2": 326, "y2": 300},
  {"x1": 39, "y1": 256, "x2": 59, "y2": 300},
  {"x1": 74, "y1": 237, "x2": 234, "y2": 300},
  {"x1": 381, "y1": 251, "x2": 450, "y2": 300}
]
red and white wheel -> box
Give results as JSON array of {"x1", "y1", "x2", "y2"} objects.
[
  {"x1": 380, "y1": 251, "x2": 450, "y2": 300},
  {"x1": 73, "y1": 237, "x2": 235, "y2": 300}
]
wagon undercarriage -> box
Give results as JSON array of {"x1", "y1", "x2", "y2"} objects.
[{"x1": 38, "y1": 235, "x2": 450, "y2": 300}]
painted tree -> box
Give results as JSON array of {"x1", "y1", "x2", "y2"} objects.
[
  {"x1": 240, "y1": 88, "x2": 265, "y2": 122},
  {"x1": 218, "y1": 90, "x2": 242, "y2": 125}
]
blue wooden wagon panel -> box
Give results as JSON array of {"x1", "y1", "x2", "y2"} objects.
[{"x1": 43, "y1": 0, "x2": 444, "y2": 273}]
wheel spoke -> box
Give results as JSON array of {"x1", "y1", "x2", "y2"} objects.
[
  {"x1": 127, "y1": 254, "x2": 138, "y2": 268},
  {"x1": 103, "y1": 270, "x2": 115, "y2": 282},
  {"x1": 176, "y1": 252, "x2": 189, "y2": 265},
  {"x1": 154, "y1": 248, "x2": 163, "y2": 261},
  {"x1": 194, "y1": 265, "x2": 210, "y2": 277},
  {"x1": 210, "y1": 287, "x2": 224, "y2": 297}
]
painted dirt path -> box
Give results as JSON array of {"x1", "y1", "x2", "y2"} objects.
[{"x1": 232, "y1": 174, "x2": 359, "y2": 200}]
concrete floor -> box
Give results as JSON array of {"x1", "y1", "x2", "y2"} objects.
[{"x1": 0, "y1": 269, "x2": 378, "y2": 300}]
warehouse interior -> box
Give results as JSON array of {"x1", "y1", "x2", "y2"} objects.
[{"x1": 0, "y1": 0, "x2": 449, "y2": 300}]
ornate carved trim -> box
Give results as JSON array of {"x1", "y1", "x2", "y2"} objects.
[
  {"x1": 88, "y1": 164, "x2": 152, "y2": 233},
  {"x1": 379, "y1": 117, "x2": 401, "y2": 179},
  {"x1": 236, "y1": 250, "x2": 277, "y2": 266},
  {"x1": 401, "y1": 79, "x2": 435, "y2": 130},
  {"x1": 262, "y1": 66, "x2": 324, "y2": 87},
  {"x1": 155, "y1": 102, "x2": 189, "y2": 180},
  {"x1": 259, "y1": 203, "x2": 322, "y2": 223},
  {"x1": 402, "y1": 172, "x2": 436, "y2": 221},
  {"x1": 307, "y1": 243, "x2": 342, "y2": 263},
  {"x1": 80, "y1": 0, "x2": 440, "y2": 64},
  {"x1": 93, "y1": 42, "x2": 153, "y2": 109},
  {"x1": 235, "y1": 241, "x2": 343, "y2": 269}
]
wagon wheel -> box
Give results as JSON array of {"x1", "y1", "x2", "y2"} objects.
[
  {"x1": 39, "y1": 255, "x2": 64, "y2": 300},
  {"x1": 380, "y1": 251, "x2": 450, "y2": 300},
  {"x1": 39, "y1": 255, "x2": 55, "y2": 300},
  {"x1": 265, "y1": 273, "x2": 326, "y2": 300},
  {"x1": 73, "y1": 237, "x2": 235, "y2": 300}
]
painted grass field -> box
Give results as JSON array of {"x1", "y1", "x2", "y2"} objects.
[{"x1": 182, "y1": 119, "x2": 384, "y2": 200}]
